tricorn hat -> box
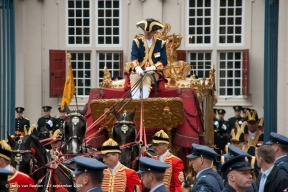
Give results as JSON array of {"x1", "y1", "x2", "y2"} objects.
[
  {"x1": 101, "y1": 138, "x2": 121, "y2": 155},
  {"x1": 136, "y1": 18, "x2": 164, "y2": 32},
  {"x1": 0, "y1": 140, "x2": 12, "y2": 161},
  {"x1": 246, "y1": 109, "x2": 259, "y2": 123}
]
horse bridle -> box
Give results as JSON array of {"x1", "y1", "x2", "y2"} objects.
[
  {"x1": 61, "y1": 113, "x2": 86, "y2": 153},
  {"x1": 11, "y1": 139, "x2": 38, "y2": 175}
]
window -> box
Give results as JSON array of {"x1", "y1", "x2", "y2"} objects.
[
  {"x1": 187, "y1": 0, "x2": 212, "y2": 45},
  {"x1": 98, "y1": 52, "x2": 122, "y2": 83},
  {"x1": 96, "y1": 0, "x2": 121, "y2": 45},
  {"x1": 67, "y1": 0, "x2": 91, "y2": 45},
  {"x1": 69, "y1": 52, "x2": 91, "y2": 96},
  {"x1": 218, "y1": 51, "x2": 242, "y2": 96},
  {"x1": 189, "y1": 52, "x2": 212, "y2": 78},
  {"x1": 218, "y1": 0, "x2": 243, "y2": 44}
]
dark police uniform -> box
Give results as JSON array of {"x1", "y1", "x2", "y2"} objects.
[
  {"x1": 55, "y1": 107, "x2": 66, "y2": 130},
  {"x1": 186, "y1": 144, "x2": 224, "y2": 192},
  {"x1": 15, "y1": 107, "x2": 30, "y2": 136},
  {"x1": 241, "y1": 107, "x2": 250, "y2": 122},
  {"x1": 265, "y1": 132, "x2": 288, "y2": 174},
  {"x1": 213, "y1": 108, "x2": 218, "y2": 122},
  {"x1": 214, "y1": 109, "x2": 229, "y2": 154},
  {"x1": 73, "y1": 156, "x2": 107, "y2": 192},
  {"x1": 227, "y1": 106, "x2": 243, "y2": 130},
  {"x1": 221, "y1": 155, "x2": 254, "y2": 192},
  {"x1": 221, "y1": 145, "x2": 258, "y2": 191},
  {"x1": 37, "y1": 106, "x2": 57, "y2": 133},
  {"x1": 138, "y1": 157, "x2": 170, "y2": 192}
]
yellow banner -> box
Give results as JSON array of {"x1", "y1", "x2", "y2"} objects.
[{"x1": 61, "y1": 63, "x2": 76, "y2": 109}]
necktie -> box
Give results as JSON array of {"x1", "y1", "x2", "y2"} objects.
[{"x1": 259, "y1": 173, "x2": 266, "y2": 192}]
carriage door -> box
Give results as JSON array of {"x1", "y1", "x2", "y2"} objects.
[{"x1": 0, "y1": 0, "x2": 16, "y2": 139}]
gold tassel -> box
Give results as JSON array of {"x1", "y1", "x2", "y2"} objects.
[
  {"x1": 24, "y1": 125, "x2": 28, "y2": 135},
  {"x1": 28, "y1": 124, "x2": 36, "y2": 135}
]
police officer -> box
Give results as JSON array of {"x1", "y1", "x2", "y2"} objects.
[
  {"x1": 73, "y1": 156, "x2": 107, "y2": 192},
  {"x1": 265, "y1": 132, "x2": 288, "y2": 174},
  {"x1": 55, "y1": 107, "x2": 66, "y2": 131},
  {"x1": 214, "y1": 109, "x2": 229, "y2": 154},
  {"x1": 0, "y1": 167, "x2": 13, "y2": 192},
  {"x1": 221, "y1": 145, "x2": 258, "y2": 191},
  {"x1": 221, "y1": 155, "x2": 253, "y2": 192},
  {"x1": 181, "y1": 144, "x2": 224, "y2": 192},
  {"x1": 213, "y1": 108, "x2": 218, "y2": 121},
  {"x1": 15, "y1": 107, "x2": 30, "y2": 137},
  {"x1": 37, "y1": 106, "x2": 57, "y2": 134},
  {"x1": 228, "y1": 106, "x2": 243, "y2": 131},
  {"x1": 138, "y1": 157, "x2": 170, "y2": 192}
]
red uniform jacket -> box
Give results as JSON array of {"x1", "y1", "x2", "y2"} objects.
[
  {"x1": 8, "y1": 166, "x2": 36, "y2": 192},
  {"x1": 153, "y1": 152, "x2": 184, "y2": 192},
  {"x1": 101, "y1": 163, "x2": 142, "y2": 192}
]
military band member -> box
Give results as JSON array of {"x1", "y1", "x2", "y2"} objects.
[
  {"x1": 129, "y1": 18, "x2": 167, "y2": 99},
  {"x1": 241, "y1": 108, "x2": 250, "y2": 121},
  {"x1": 246, "y1": 109, "x2": 263, "y2": 147},
  {"x1": 55, "y1": 107, "x2": 66, "y2": 130},
  {"x1": 0, "y1": 140, "x2": 36, "y2": 192},
  {"x1": 265, "y1": 132, "x2": 288, "y2": 174},
  {"x1": 221, "y1": 155, "x2": 253, "y2": 192},
  {"x1": 101, "y1": 138, "x2": 142, "y2": 192},
  {"x1": 73, "y1": 156, "x2": 107, "y2": 192},
  {"x1": 15, "y1": 107, "x2": 30, "y2": 137},
  {"x1": 152, "y1": 130, "x2": 184, "y2": 192},
  {"x1": 0, "y1": 167, "x2": 13, "y2": 192},
  {"x1": 181, "y1": 144, "x2": 224, "y2": 192},
  {"x1": 214, "y1": 109, "x2": 229, "y2": 154},
  {"x1": 227, "y1": 106, "x2": 243, "y2": 131},
  {"x1": 138, "y1": 157, "x2": 169, "y2": 192}
]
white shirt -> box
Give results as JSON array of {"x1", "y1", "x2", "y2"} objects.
[
  {"x1": 146, "y1": 38, "x2": 153, "y2": 48},
  {"x1": 275, "y1": 155, "x2": 287, "y2": 163},
  {"x1": 110, "y1": 161, "x2": 121, "y2": 174},
  {"x1": 249, "y1": 131, "x2": 256, "y2": 139},
  {"x1": 242, "y1": 145, "x2": 245, "y2": 151},
  {"x1": 158, "y1": 150, "x2": 169, "y2": 162},
  {"x1": 196, "y1": 167, "x2": 211, "y2": 179},
  {"x1": 150, "y1": 183, "x2": 165, "y2": 192},
  {"x1": 4, "y1": 164, "x2": 10, "y2": 171}
]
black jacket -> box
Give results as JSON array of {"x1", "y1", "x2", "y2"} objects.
[{"x1": 256, "y1": 165, "x2": 288, "y2": 192}]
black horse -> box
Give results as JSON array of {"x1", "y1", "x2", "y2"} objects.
[
  {"x1": 112, "y1": 108, "x2": 140, "y2": 169},
  {"x1": 60, "y1": 104, "x2": 88, "y2": 155},
  {"x1": 8, "y1": 133, "x2": 50, "y2": 192}
]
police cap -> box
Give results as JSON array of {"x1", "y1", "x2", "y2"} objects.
[{"x1": 72, "y1": 156, "x2": 107, "y2": 175}]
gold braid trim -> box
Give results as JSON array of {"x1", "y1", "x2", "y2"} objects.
[
  {"x1": 251, "y1": 156, "x2": 256, "y2": 180},
  {"x1": 251, "y1": 130, "x2": 263, "y2": 146},
  {"x1": 162, "y1": 153, "x2": 173, "y2": 190},
  {"x1": 221, "y1": 156, "x2": 225, "y2": 165},
  {"x1": 133, "y1": 38, "x2": 140, "y2": 48},
  {"x1": 101, "y1": 165, "x2": 127, "y2": 192}
]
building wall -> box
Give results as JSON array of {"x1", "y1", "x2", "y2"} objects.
[
  {"x1": 14, "y1": 0, "x2": 265, "y2": 126},
  {"x1": 277, "y1": 0, "x2": 288, "y2": 135}
]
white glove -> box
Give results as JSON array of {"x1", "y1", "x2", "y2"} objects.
[
  {"x1": 222, "y1": 124, "x2": 227, "y2": 130},
  {"x1": 47, "y1": 120, "x2": 53, "y2": 127},
  {"x1": 214, "y1": 121, "x2": 219, "y2": 129},
  {"x1": 145, "y1": 66, "x2": 156, "y2": 74},
  {"x1": 238, "y1": 120, "x2": 242, "y2": 124},
  {"x1": 135, "y1": 66, "x2": 144, "y2": 76}
]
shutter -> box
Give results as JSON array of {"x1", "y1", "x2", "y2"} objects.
[
  {"x1": 176, "y1": 50, "x2": 187, "y2": 61},
  {"x1": 119, "y1": 51, "x2": 123, "y2": 77},
  {"x1": 242, "y1": 49, "x2": 249, "y2": 97},
  {"x1": 49, "y1": 50, "x2": 66, "y2": 98}
]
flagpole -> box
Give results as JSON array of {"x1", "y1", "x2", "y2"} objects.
[{"x1": 74, "y1": 94, "x2": 78, "y2": 110}]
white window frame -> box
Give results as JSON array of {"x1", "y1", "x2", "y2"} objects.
[
  {"x1": 186, "y1": 0, "x2": 214, "y2": 47},
  {"x1": 96, "y1": 51, "x2": 122, "y2": 87},
  {"x1": 217, "y1": 0, "x2": 245, "y2": 46},
  {"x1": 217, "y1": 51, "x2": 243, "y2": 98},
  {"x1": 68, "y1": 51, "x2": 92, "y2": 97},
  {"x1": 66, "y1": 0, "x2": 92, "y2": 47},
  {"x1": 188, "y1": 51, "x2": 212, "y2": 78},
  {"x1": 95, "y1": 0, "x2": 122, "y2": 47}
]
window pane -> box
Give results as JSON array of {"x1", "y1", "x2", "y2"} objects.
[{"x1": 188, "y1": 52, "x2": 212, "y2": 78}]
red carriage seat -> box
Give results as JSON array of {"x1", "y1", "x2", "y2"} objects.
[{"x1": 123, "y1": 72, "x2": 167, "y2": 92}]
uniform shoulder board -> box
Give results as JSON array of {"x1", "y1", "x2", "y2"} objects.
[
  {"x1": 25, "y1": 117, "x2": 29, "y2": 120},
  {"x1": 133, "y1": 38, "x2": 140, "y2": 48}
]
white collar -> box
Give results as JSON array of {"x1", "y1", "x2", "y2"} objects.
[
  {"x1": 150, "y1": 183, "x2": 165, "y2": 192},
  {"x1": 249, "y1": 131, "x2": 256, "y2": 138},
  {"x1": 4, "y1": 164, "x2": 10, "y2": 171},
  {"x1": 159, "y1": 150, "x2": 169, "y2": 162},
  {"x1": 110, "y1": 161, "x2": 121, "y2": 174},
  {"x1": 146, "y1": 38, "x2": 153, "y2": 48}
]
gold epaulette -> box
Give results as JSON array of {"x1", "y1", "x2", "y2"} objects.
[
  {"x1": 24, "y1": 117, "x2": 29, "y2": 120},
  {"x1": 133, "y1": 38, "x2": 140, "y2": 48}
]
